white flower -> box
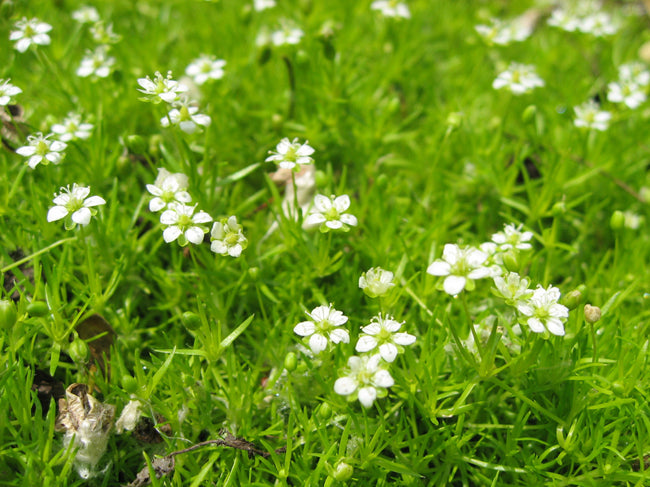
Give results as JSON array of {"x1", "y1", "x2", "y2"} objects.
[
  {"x1": 293, "y1": 304, "x2": 349, "y2": 354},
  {"x1": 265, "y1": 138, "x2": 315, "y2": 170},
  {"x1": 426, "y1": 244, "x2": 491, "y2": 296},
  {"x1": 90, "y1": 21, "x2": 121, "y2": 44},
  {"x1": 370, "y1": 1, "x2": 411, "y2": 19},
  {"x1": 47, "y1": 184, "x2": 106, "y2": 227},
  {"x1": 492, "y1": 63, "x2": 544, "y2": 95},
  {"x1": 146, "y1": 168, "x2": 192, "y2": 212},
  {"x1": 137, "y1": 71, "x2": 188, "y2": 104},
  {"x1": 210, "y1": 216, "x2": 248, "y2": 257},
  {"x1": 607, "y1": 80, "x2": 646, "y2": 109},
  {"x1": 619, "y1": 62, "x2": 650, "y2": 86},
  {"x1": 10, "y1": 17, "x2": 52, "y2": 53},
  {"x1": 475, "y1": 18, "x2": 531, "y2": 45},
  {"x1": 493, "y1": 272, "x2": 533, "y2": 309},
  {"x1": 304, "y1": 194, "x2": 358, "y2": 232},
  {"x1": 185, "y1": 55, "x2": 226, "y2": 85},
  {"x1": 547, "y1": 9, "x2": 582, "y2": 32},
  {"x1": 573, "y1": 100, "x2": 612, "y2": 131},
  {"x1": 355, "y1": 314, "x2": 416, "y2": 362},
  {"x1": 334, "y1": 355, "x2": 394, "y2": 408},
  {"x1": 115, "y1": 400, "x2": 142, "y2": 434},
  {"x1": 359, "y1": 267, "x2": 395, "y2": 298},
  {"x1": 160, "y1": 204, "x2": 213, "y2": 245},
  {"x1": 622, "y1": 210, "x2": 644, "y2": 230},
  {"x1": 0, "y1": 79, "x2": 22, "y2": 106},
  {"x1": 491, "y1": 223, "x2": 533, "y2": 251},
  {"x1": 72, "y1": 6, "x2": 100, "y2": 24},
  {"x1": 51, "y1": 113, "x2": 94, "y2": 141},
  {"x1": 254, "y1": 0, "x2": 276, "y2": 11},
  {"x1": 76, "y1": 46, "x2": 115, "y2": 78},
  {"x1": 577, "y1": 12, "x2": 618, "y2": 36},
  {"x1": 269, "y1": 21, "x2": 304, "y2": 46},
  {"x1": 517, "y1": 285, "x2": 569, "y2": 336},
  {"x1": 160, "y1": 98, "x2": 211, "y2": 134},
  {"x1": 16, "y1": 132, "x2": 67, "y2": 169}
]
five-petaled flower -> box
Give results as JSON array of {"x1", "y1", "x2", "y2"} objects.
[
  {"x1": 47, "y1": 184, "x2": 106, "y2": 228},
  {"x1": 334, "y1": 354, "x2": 395, "y2": 408},
  {"x1": 51, "y1": 113, "x2": 94, "y2": 141},
  {"x1": 185, "y1": 55, "x2": 226, "y2": 85},
  {"x1": 10, "y1": 17, "x2": 52, "y2": 53},
  {"x1": 607, "y1": 80, "x2": 646, "y2": 109},
  {"x1": 16, "y1": 133, "x2": 67, "y2": 169},
  {"x1": 427, "y1": 243, "x2": 491, "y2": 296},
  {"x1": 146, "y1": 168, "x2": 192, "y2": 212},
  {"x1": 160, "y1": 204, "x2": 213, "y2": 246},
  {"x1": 0, "y1": 79, "x2": 22, "y2": 106},
  {"x1": 210, "y1": 216, "x2": 248, "y2": 257},
  {"x1": 304, "y1": 194, "x2": 358, "y2": 232},
  {"x1": 493, "y1": 272, "x2": 533, "y2": 309},
  {"x1": 160, "y1": 98, "x2": 211, "y2": 134},
  {"x1": 76, "y1": 46, "x2": 116, "y2": 78},
  {"x1": 573, "y1": 100, "x2": 611, "y2": 131},
  {"x1": 492, "y1": 63, "x2": 544, "y2": 95},
  {"x1": 265, "y1": 138, "x2": 315, "y2": 171},
  {"x1": 491, "y1": 223, "x2": 533, "y2": 251},
  {"x1": 293, "y1": 304, "x2": 350, "y2": 354},
  {"x1": 517, "y1": 285, "x2": 569, "y2": 336},
  {"x1": 137, "y1": 71, "x2": 188, "y2": 104},
  {"x1": 355, "y1": 314, "x2": 416, "y2": 362},
  {"x1": 72, "y1": 6, "x2": 100, "y2": 24},
  {"x1": 359, "y1": 267, "x2": 395, "y2": 298}
]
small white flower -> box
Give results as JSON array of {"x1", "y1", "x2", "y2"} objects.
[
  {"x1": 622, "y1": 210, "x2": 644, "y2": 230},
  {"x1": 185, "y1": 55, "x2": 226, "y2": 85},
  {"x1": 160, "y1": 204, "x2": 213, "y2": 245},
  {"x1": 355, "y1": 314, "x2": 416, "y2": 363},
  {"x1": 47, "y1": 184, "x2": 106, "y2": 227},
  {"x1": 475, "y1": 18, "x2": 531, "y2": 45},
  {"x1": 577, "y1": 12, "x2": 618, "y2": 36},
  {"x1": 16, "y1": 132, "x2": 67, "y2": 169},
  {"x1": 334, "y1": 355, "x2": 394, "y2": 408},
  {"x1": 304, "y1": 194, "x2": 358, "y2": 232},
  {"x1": 72, "y1": 6, "x2": 100, "y2": 24},
  {"x1": 76, "y1": 46, "x2": 115, "y2": 78},
  {"x1": 493, "y1": 272, "x2": 533, "y2": 309},
  {"x1": 265, "y1": 138, "x2": 315, "y2": 170},
  {"x1": 370, "y1": 1, "x2": 411, "y2": 19},
  {"x1": 293, "y1": 304, "x2": 349, "y2": 354},
  {"x1": 573, "y1": 100, "x2": 612, "y2": 131},
  {"x1": 269, "y1": 21, "x2": 304, "y2": 46},
  {"x1": 146, "y1": 168, "x2": 192, "y2": 212},
  {"x1": 137, "y1": 71, "x2": 188, "y2": 104},
  {"x1": 10, "y1": 17, "x2": 52, "y2": 53},
  {"x1": 90, "y1": 21, "x2": 121, "y2": 44},
  {"x1": 491, "y1": 223, "x2": 533, "y2": 251},
  {"x1": 607, "y1": 80, "x2": 646, "y2": 109},
  {"x1": 359, "y1": 267, "x2": 395, "y2": 298},
  {"x1": 517, "y1": 285, "x2": 569, "y2": 336},
  {"x1": 493, "y1": 63, "x2": 544, "y2": 95},
  {"x1": 160, "y1": 98, "x2": 211, "y2": 134},
  {"x1": 619, "y1": 62, "x2": 650, "y2": 86},
  {"x1": 0, "y1": 79, "x2": 22, "y2": 106},
  {"x1": 426, "y1": 244, "x2": 491, "y2": 296},
  {"x1": 210, "y1": 216, "x2": 248, "y2": 257},
  {"x1": 254, "y1": 0, "x2": 276, "y2": 11},
  {"x1": 51, "y1": 113, "x2": 94, "y2": 141},
  {"x1": 547, "y1": 9, "x2": 582, "y2": 32}
]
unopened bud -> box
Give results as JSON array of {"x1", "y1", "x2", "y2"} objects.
[
  {"x1": 552, "y1": 201, "x2": 567, "y2": 217},
  {"x1": 446, "y1": 111, "x2": 463, "y2": 129},
  {"x1": 610, "y1": 210, "x2": 625, "y2": 230},
  {"x1": 584, "y1": 304, "x2": 601, "y2": 324},
  {"x1": 284, "y1": 351, "x2": 297, "y2": 372},
  {"x1": 562, "y1": 287, "x2": 585, "y2": 310},
  {"x1": 27, "y1": 301, "x2": 49, "y2": 317},
  {"x1": 181, "y1": 311, "x2": 201, "y2": 331},
  {"x1": 332, "y1": 461, "x2": 354, "y2": 482},
  {"x1": 522, "y1": 105, "x2": 537, "y2": 124},
  {"x1": 122, "y1": 375, "x2": 138, "y2": 394},
  {"x1": 69, "y1": 338, "x2": 90, "y2": 364},
  {"x1": 317, "y1": 402, "x2": 332, "y2": 420},
  {"x1": 0, "y1": 300, "x2": 17, "y2": 330},
  {"x1": 125, "y1": 135, "x2": 146, "y2": 155}
]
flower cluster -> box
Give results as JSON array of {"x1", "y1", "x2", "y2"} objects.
[
  {"x1": 257, "y1": 20, "x2": 304, "y2": 47},
  {"x1": 370, "y1": 1, "x2": 411, "y2": 19},
  {"x1": 607, "y1": 62, "x2": 649, "y2": 110},
  {"x1": 74, "y1": 10, "x2": 119, "y2": 79},
  {"x1": 548, "y1": 2, "x2": 619, "y2": 37}
]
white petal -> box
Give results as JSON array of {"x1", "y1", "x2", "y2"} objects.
[
  {"x1": 28, "y1": 155, "x2": 43, "y2": 168},
  {"x1": 72, "y1": 208, "x2": 92, "y2": 225},
  {"x1": 193, "y1": 211, "x2": 213, "y2": 224},
  {"x1": 304, "y1": 213, "x2": 326, "y2": 225},
  {"x1": 329, "y1": 329, "x2": 349, "y2": 344},
  {"x1": 192, "y1": 114, "x2": 211, "y2": 126},
  {"x1": 47, "y1": 206, "x2": 68, "y2": 222},
  {"x1": 373, "y1": 369, "x2": 394, "y2": 388},
  {"x1": 443, "y1": 275, "x2": 466, "y2": 296},
  {"x1": 179, "y1": 121, "x2": 197, "y2": 134},
  {"x1": 442, "y1": 244, "x2": 461, "y2": 264},
  {"x1": 466, "y1": 248, "x2": 488, "y2": 267},
  {"x1": 379, "y1": 343, "x2": 398, "y2": 362},
  {"x1": 160, "y1": 210, "x2": 178, "y2": 225},
  {"x1": 185, "y1": 227, "x2": 205, "y2": 244},
  {"x1": 340, "y1": 214, "x2": 358, "y2": 226},
  {"x1": 326, "y1": 220, "x2": 343, "y2": 230},
  {"x1": 361, "y1": 323, "x2": 381, "y2": 335},
  {"x1": 527, "y1": 318, "x2": 545, "y2": 333},
  {"x1": 293, "y1": 321, "x2": 315, "y2": 337},
  {"x1": 358, "y1": 387, "x2": 377, "y2": 408},
  {"x1": 50, "y1": 141, "x2": 67, "y2": 151},
  {"x1": 427, "y1": 261, "x2": 451, "y2": 276},
  {"x1": 16, "y1": 146, "x2": 36, "y2": 156},
  {"x1": 333, "y1": 195, "x2": 351, "y2": 212},
  {"x1": 309, "y1": 334, "x2": 328, "y2": 354},
  {"x1": 334, "y1": 377, "x2": 357, "y2": 396},
  {"x1": 393, "y1": 332, "x2": 416, "y2": 346},
  {"x1": 468, "y1": 267, "x2": 491, "y2": 280},
  {"x1": 382, "y1": 319, "x2": 401, "y2": 333},
  {"x1": 546, "y1": 318, "x2": 566, "y2": 336},
  {"x1": 84, "y1": 196, "x2": 105, "y2": 207},
  {"x1": 228, "y1": 245, "x2": 243, "y2": 258},
  {"x1": 313, "y1": 195, "x2": 331, "y2": 212},
  {"x1": 163, "y1": 226, "x2": 182, "y2": 243},
  {"x1": 149, "y1": 198, "x2": 166, "y2": 212}
]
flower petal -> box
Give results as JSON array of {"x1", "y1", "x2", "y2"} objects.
[
  {"x1": 329, "y1": 328, "x2": 350, "y2": 344},
  {"x1": 355, "y1": 335, "x2": 377, "y2": 353},
  {"x1": 294, "y1": 321, "x2": 315, "y2": 337},
  {"x1": 308, "y1": 333, "x2": 328, "y2": 354},
  {"x1": 427, "y1": 261, "x2": 451, "y2": 276},
  {"x1": 393, "y1": 332, "x2": 416, "y2": 346},
  {"x1": 358, "y1": 387, "x2": 377, "y2": 408},
  {"x1": 72, "y1": 208, "x2": 92, "y2": 225},
  {"x1": 185, "y1": 227, "x2": 205, "y2": 245},
  {"x1": 372, "y1": 369, "x2": 394, "y2": 388},
  {"x1": 47, "y1": 206, "x2": 68, "y2": 222},
  {"x1": 84, "y1": 196, "x2": 106, "y2": 207},
  {"x1": 443, "y1": 275, "x2": 466, "y2": 296},
  {"x1": 163, "y1": 226, "x2": 182, "y2": 243},
  {"x1": 334, "y1": 377, "x2": 357, "y2": 396},
  {"x1": 379, "y1": 343, "x2": 398, "y2": 362}
]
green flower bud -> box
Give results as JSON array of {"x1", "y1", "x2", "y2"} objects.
[
  {"x1": 248, "y1": 267, "x2": 259, "y2": 280},
  {"x1": 446, "y1": 111, "x2": 463, "y2": 129},
  {"x1": 181, "y1": 311, "x2": 202, "y2": 331},
  {"x1": 332, "y1": 461, "x2": 353, "y2": 482},
  {"x1": 552, "y1": 201, "x2": 566, "y2": 217},
  {"x1": 271, "y1": 113, "x2": 283, "y2": 131},
  {"x1": 317, "y1": 402, "x2": 332, "y2": 420},
  {"x1": 125, "y1": 135, "x2": 147, "y2": 155},
  {"x1": 522, "y1": 105, "x2": 537, "y2": 124},
  {"x1": 69, "y1": 338, "x2": 90, "y2": 364},
  {"x1": 610, "y1": 210, "x2": 625, "y2": 230},
  {"x1": 148, "y1": 134, "x2": 163, "y2": 159},
  {"x1": 584, "y1": 304, "x2": 601, "y2": 324},
  {"x1": 0, "y1": 300, "x2": 17, "y2": 330},
  {"x1": 562, "y1": 286, "x2": 585, "y2": 310},
  {"x1": 501, "y1": 250, "x2": 519, "y2": 273},
  {"x1": 122, "y1": 375, "x2": 138, "y2": 394},
  {"x1": 27, "y1": 301, "x2": 49, "y2": 317},
  {"x1": 284, "y1": 351, "x2": 297, "y2": 372}
]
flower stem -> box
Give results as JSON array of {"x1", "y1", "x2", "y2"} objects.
[{"x1": 283, "y1": 56, "x2": 296, "y2": 120}]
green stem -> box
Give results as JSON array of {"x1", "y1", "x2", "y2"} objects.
[
  {"x1": 283, "y1": 56, "x2": 296, "y2": 120},
  {"x1": 1, "y1": 237, "x2": 77, "y2": 273}
]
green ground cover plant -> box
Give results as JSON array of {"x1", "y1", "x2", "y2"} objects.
[{"x1": 1, "y1": 0, "x2": 650, "y2": 485}]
